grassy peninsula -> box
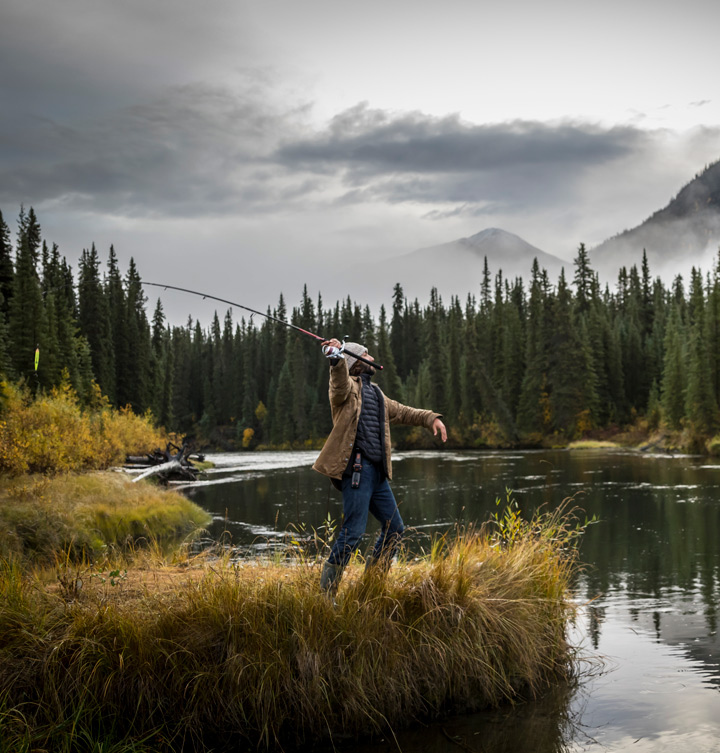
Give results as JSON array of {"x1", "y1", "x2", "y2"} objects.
[
  {"x1": 0, "y1": 382, "x2": 585, "y2": 752},
  {"x1": 0, "y1": 497, "x2": 584, "y2": 753}
]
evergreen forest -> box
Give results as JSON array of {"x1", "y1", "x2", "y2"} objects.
[{"x1": 2, "y1": 206, "x2": 720, "y2": 451}]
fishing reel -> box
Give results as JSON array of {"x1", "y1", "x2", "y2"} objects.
[{"x1": 321, "y1": 335, "x2": 349, "y2": 360}]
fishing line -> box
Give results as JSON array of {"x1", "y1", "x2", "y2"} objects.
[{"x1": 143, "y1": 282, "x2": 383, "y2": 370}]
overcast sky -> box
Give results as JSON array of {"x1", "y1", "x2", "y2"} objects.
[{"x1": 2, "y1": 0, "x2": 719, "y2": 323}]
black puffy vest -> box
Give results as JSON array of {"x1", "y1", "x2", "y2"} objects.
[{"x1": 354, "y1": 374, "x2": 385, "y2": 465}]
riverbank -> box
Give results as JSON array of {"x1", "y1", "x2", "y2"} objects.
[
  {"x1": 0, "y1": 479, "x2": 583, "y2": 753},
  {"x1": 195, "y1": 416, "x2": 720, "y2": 456}
]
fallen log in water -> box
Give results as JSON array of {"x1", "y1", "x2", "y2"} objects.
[{"x1": 126, "y1": 440, "x2": 202, "y2": 483}]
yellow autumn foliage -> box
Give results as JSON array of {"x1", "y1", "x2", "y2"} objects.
[{"x1": 0, "y1": 380, "x2": 165, "y2": 476}]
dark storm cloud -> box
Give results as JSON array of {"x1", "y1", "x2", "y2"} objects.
[
  {"x1": 0, "y1": 90, "x2": 658, "y2": 220},
  {"x1": 0, "y1": 0, "x2": 294, "y2": 216},
  {"x1": 273, "y1": 104, "x2": 650, "y2": 212},
  {"x1": 0, "y1": 0, "x2": 691, "y2": 229},
  {"x1": 0, "y1": 0, "x2": 257, "y2": 117},
  {"x1": 0, "y1": 82, "x2": 305, "y2": 216},
  {"x1": 278, "y1": 104, "x2": 643, "y2": 172}
]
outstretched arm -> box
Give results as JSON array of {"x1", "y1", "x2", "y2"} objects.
[{"x1": 386, "y1": 398, "x2": 447, "y2": 442}]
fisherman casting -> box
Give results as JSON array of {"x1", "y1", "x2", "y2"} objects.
[
  {"x1": 313, "y1": 338, "x2": 447, "y2": 596},
  {"x1": 141, "y1": 282, "x2": 446, "y2": 592}
]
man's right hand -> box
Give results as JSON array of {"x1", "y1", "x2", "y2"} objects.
[{"x1": 321, "y1": 338, "x2": 343, "y2": 359}]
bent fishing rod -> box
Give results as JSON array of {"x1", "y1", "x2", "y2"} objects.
[{"x1": 143, "y1": 282, "x2": 383, "y2": 370}]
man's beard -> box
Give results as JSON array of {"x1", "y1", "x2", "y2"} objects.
[{"x1": 351, "y1": 360, "x2": 375, "y2": 377}]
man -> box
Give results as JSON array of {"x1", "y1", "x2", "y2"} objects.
[{"x1": 312, "y1": 338, "x2": 447, "y2": 596}]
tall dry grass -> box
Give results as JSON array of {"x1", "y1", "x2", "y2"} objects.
[
  {"x1": 0, "y1": 472, "x2": 211, "y2": 564},
  {"x1": 0, "y1": 502, "x2": 585, "y2": 753}
]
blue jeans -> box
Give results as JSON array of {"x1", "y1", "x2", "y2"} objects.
[{"x1": 328, "y1": 459, "x2": 405, "y2": 567}]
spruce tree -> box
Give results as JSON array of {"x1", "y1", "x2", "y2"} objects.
[
  {"x1": 422, "y1": 287, "x2": 446, "y2": 415},
  {"x1": 661, "y1": 307, "x2": 686, "y2": 430},
  {"x1": 444, "y1": 297, "x2": 464, "y2": 425},
  {"x1": 498, "y1": 281, "x2": 525, "y2": 418},
  {"x1": 573, "y1": 243, "x2": 593, "y2": 314},
  {"x1": 390, "y1": 283, "x2": 407, "y2": 379},
  {"x1": 8, "y1": 207, "x2": 48, "y2": 387},
  {"x1": 0, "y1": 210, "x2": 13, "y2": 317},
  {"x1": 239, "y1": 320, "x2": 260, "y2": 437},
  {"x1": 106, "y1": 246, "x2": 127, "y2": 405},
  {"x1": 150, "y1": 299, "x2": 171, "y2": 422},
  {"x1": 170, "y1": 321, "x2": 194, "y2": 431},
  {"x1": 517, "y1": 260, "x2": 547, "y2": 434},
  {"x1": 375, "y1": 304, "x2": 403, "y2": 400},
  {"x1": 0, "y1": 292, "x2": 9, "y2": 377},
  {"x1": 684, "y1": 270, "x2": 717, "y2": 435},
  {"x1": 123, "y1": 258, "x2": 152, "y2": 411},
  {"x1": 77, "y1": 245, "x2": 114, "y2": 398},
  {"x1": 546, "y1": 270, "x2": 599, "y2": 436}
]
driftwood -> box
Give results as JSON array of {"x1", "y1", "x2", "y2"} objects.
[{"x1": 126, "y1": 440, "x2": 205, "y2": 484}]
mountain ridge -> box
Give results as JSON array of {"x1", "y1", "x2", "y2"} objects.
[
  {"x1": 332, "y1": 159, "x2": 720, "y2": 310},
  {"x1": 591, "y1": 159, "x2": 720, "y2": 275},
  {"x1": 340, "y1": 227, "x2": 568, "y2": 309}
]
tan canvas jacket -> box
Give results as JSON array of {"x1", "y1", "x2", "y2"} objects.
[{"x1": 312, "y1": 359, "x2": 441, "y2": 481}]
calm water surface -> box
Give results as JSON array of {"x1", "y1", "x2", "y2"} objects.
[{"x1": 182, "y1": 449, "x2": 720, "y2": 752}]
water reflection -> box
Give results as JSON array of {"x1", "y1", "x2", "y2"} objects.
[{"x1": 183, "y1": 449, "x2": 720, "y2": 751}]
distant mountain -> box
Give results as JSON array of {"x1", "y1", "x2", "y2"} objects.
[
  {"x1": 343, "y1": 228, "x2": 568, "y2": 308},
  {"x1": 592, "y1": 159, "x2": 720, "y2": 277}
]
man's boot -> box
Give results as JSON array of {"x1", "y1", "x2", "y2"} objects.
[{"x1": 320, "y1": 561, "x2": 344, "y2": 597}]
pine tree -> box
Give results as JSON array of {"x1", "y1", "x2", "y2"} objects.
[
  {"x1": 498, "y1": 281, "x2": 525, "y2": 418},
  {"x1": 573, "y1": 243, "x2": 593, "y2": 314},
  {"x1": 375, "y1": 304, "x2": 403, "y2": 400},
  {"x1": 640, "y1": 250, "x2": 654, "y2": 337},
  {"x1": 661, "y1": 306, "x2": 686, "y2": 430},
  {"x1": 444, "y1": 297, "x2": 464, "y2": 425},
  {"x1": 684, "y1": 270, "x2": 717, "y2": 435},
  {"x1": 77, "y1": 245, "x2": 114, "y2": 398},
  {"x1": 422, "y1": 287, "x2": 446, "y2": 415},
  {"x1": 480, "y1": 256, "x2": 492, "y2": 314},
  {"x1": 122, "y1": 258, "x2": 152, "y2": 411},
  {"x1": 75, "y1": 336, "x2": 96, "y2": 403},
  {"x1": 158, "y1": 325, "x2": 175, "y2": 428},
  {"x1": 0, "y1": 210, "x2": 13, "y2": 317},
  {"x1": 546, "y1": 270, "x2": 599, "y2": 436},
  {"x1": 459, "y1": 309, "x2": 484, "y2": 423},
  {"x1": 0, "y1": 292, "x2": 9, "y2": 376},
  {"x1": 106, "y1": 246, "x2": 127, "y2": 405},
  {"x1": 271, "y1": 360, "x2": 295, "y2": 444},
  {"x1": 239, "y1": 320, "x2": 260, "y2": 435},
  {"x1": 7, "y1": 207, "x2": 48, "y2": 387},
  {"x1": 150, "y1": 299, "x2": 172, "y2": 422},
  {"x1": 517, "y1": 260, "x2": 547, "y2": 434},
  {"x1": 708, "y1": 249, "x2": 720, "y2": 405},
  {"x1": 390, "y1": 283, "x2": 407, "y2": 379},
  {"x1": 170, "y1": 321, "x2": 194, "y2": 431}
]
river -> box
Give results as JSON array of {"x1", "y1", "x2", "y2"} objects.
[{"x1": 182, "y1": 448, "x2": 720, "y2": 752}]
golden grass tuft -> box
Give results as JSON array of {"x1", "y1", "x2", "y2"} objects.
[
  {"x1": 0, "y1": 472, "x2": 211, "y2": 564},
  {"x1": 567, "y1": 439, "x2": 620, "y2": 450},
  {"x1": 0, "y1": 503, "x2": 584, "y2": 753}
]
